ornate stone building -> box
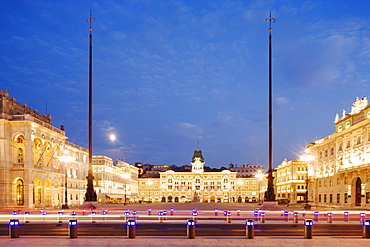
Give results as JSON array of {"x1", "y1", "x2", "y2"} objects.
[
  {"x1": 0, "y1": 89, "x2": 89, "y2": 208},
  {"x1": 92, "y1": 156, "x2": 139, "y2": 203},
  {"x1": 275, "y1": 159, "x2": 308, "y2": 204},
  {"x1": 138, "y1": 150, "x2": 266, "y2": 203},
  {"x1": 0, "y1": 89, "x2": 138, "y2": 209},
  {"x1": 305, "y1": 97, "x2": 370, "y2": 208}
]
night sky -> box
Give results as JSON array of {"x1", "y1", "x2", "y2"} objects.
[{"x1": 1, "y1": 0, "x2": 370, "y2": 169}]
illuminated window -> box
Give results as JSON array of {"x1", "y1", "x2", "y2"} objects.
[{"x1": 15, "y1": 179, "x2": 24, "y2": 206}]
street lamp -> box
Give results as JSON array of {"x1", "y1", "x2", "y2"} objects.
[
  {"x1": 146, "y1": 180, "x2": 153, "y2": 203},
  {"x1": 122, "y1": 173, "x2": 130, "y2": 205},
  {"x1": 59, "y1": 150, "x2": 74, "y2": 209},
  {"x1": 300, "y1": 149, "x2": 314, "y2": 210},
  {"x1": 236, "y1": 179, "x2": 244, "y2": 203},
  {"x1": 255, "y1": 170, "x2": 265, "y2": 203}
]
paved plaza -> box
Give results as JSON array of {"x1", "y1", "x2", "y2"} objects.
[{"x1": 0, "y1": 236, "x2": 369, "y2": 247}]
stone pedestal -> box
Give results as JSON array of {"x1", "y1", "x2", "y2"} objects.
[{"x1": 259, "y1": 201, "x2": 281, "y2": 211}]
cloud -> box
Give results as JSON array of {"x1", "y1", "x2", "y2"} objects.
[
  {"x1": 97, "y1": 120, "x2": 115, "y2": 132},
  {"x1": 175, "y1": 122, "x2": 203, "y2": 140},
  {"x1": 274, "y1": 97, "x2": 293, "y2": 111}
]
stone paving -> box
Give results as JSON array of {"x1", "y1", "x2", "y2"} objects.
[{"x1": 0, "y1": 236, "x2": 370, "y2": 247}]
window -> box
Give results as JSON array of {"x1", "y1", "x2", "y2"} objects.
[
  {"x1": 319, "y1": 194, "x2": 321, "y2": 203},
  {"x1": 346, "y1": 139, "x2": 351, "y2": 149},
  {"x1": 324, "y1": 194, "x2": 327, "y2": 203},
  {"x1": 17, "y1": 148, "x2": 24, "y2": 164},
  {"x1": 329, "y1": 194, "x2": 333, "y2": 203},
  {"x1": 338, "y1": 142, "x2": 343, "y2": 151},
  {"x1": 344, "y1": 193, "x2": 348, "y2": 203},
  {"x1": 15, "y1": 179, "x2": 24, "y2": 206},
  {"x1": 337, "y1": 194, "x2": 340, "y2": 203}
]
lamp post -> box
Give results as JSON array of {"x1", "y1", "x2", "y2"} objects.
[
  {"x1": 255, "y1": 170, "x2": 265, "y2": 203},
  {"x1": 300, "y1": 149, "x2": 314, "y2": 210},
  {"x1": 122, "y1": 173, "x2": 130, "y2": 205},
  {"x1": 146, "y1": 180, "x2": 153, "y2": 202},
  {"x1": 237, "y1": 179, "x2": 244, "y2": 203},
  {"x1": 59, "y1": 150, "x2": 74, "y2": 209}
]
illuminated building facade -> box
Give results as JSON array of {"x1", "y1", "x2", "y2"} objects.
[
  {"x1": 93, "y1": 156, "x2": 139, "y2": 203},
  {"x1": 275, "y1": 159, "x2": 308, "y2": 204},
  {"x1": 228, "y1": 164, "x2": 265, "y2": 177},
  {"x1": 0, "y1": 89, "x2": 89, "y2": 208},
  {"x1": 0, "y1": 89, "x2": 138, "y2": 209},
  {"x1": 138, "y1": 150, "x2": 267, "y2": 203},
  {"x1": 305, "y1": 97, "x2": 370, "y2": 208}
]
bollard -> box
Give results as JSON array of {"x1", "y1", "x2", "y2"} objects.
[
  {"x1": 254, "y1": 211, "x2": 259, "y2": 221},
  {"x1": 344, "y1": 212, "x2": 349, "y2": 222},
  {"x1": 124, "y1": 212, "x2": 130, "y2": 221},
  {"x1": 187, "y1": 220, "x2": 196, "y2": 239},
  {"x1": 132, "y1": 211, "x2": 137, "y2": 220},
  {"x1": 237, "y1": 209, "x2": 241, "y2": 217},
  {"x1": 363, "y1": 220, "x2": 370, "y2": 238},
  {"x1": 327, "y1": 212, "x2": 333, "y2": 223},
  {"x1": 91, "y1": 212, "x2": 96, "y2": 223},
  {"x1": 192, "y1": 212, "x2": 198, "y2": 223},
  {"x1": 214, "y1": 208, "x2": 219, "y2": 216},
  {"x1": 293, "y1": 212, "x2": 299, "y2": 223},
  {"x1": 227, "y1": 212, "x2": 232, "y2": 223},
  {"x1": 158, "y1": 212, "x2": 163, "y2": 223},
  {"x1": 224, "y1": 211, "x2": 228, "y2": 221},
  {"x1": 82, "y1": 209, "x2": 86, "y2": 216},
  {"x1": 314, "y1": 212, "x2": 319, "y2": 222},
  {"x1": 68, "y1": 219, "x2": 78, "y2": 239},
  {"x1": 58, "y1": 212, "x2": 63, "y2": 223},
  {"x1": 148, "y1": 208, "x2": 152, "y2": 216},
  {"x1": 127, "y1": 220, "x2": 136, "y2": 239},
  {"x1": 360, "y1": 213, "x2": 366, "y2": 223},
  {"x1": 302, "y1": 210, "x2": 306, "y2": 217},
  {"x1": 101, "y1": 210, "x2": 107, "y2": 221},
  {"x1": 24, "y1": 212, "x2": 30, "y2": 224},
  {"x1": 280, "y1": 209, "x2": 285, "y2": 217},
  {"x1": 260, "y1": 212, "x2": 266, "y2": 223},
  {"x1": 42, "y1": 211, "x2": 47, "y2": 221},
  {"x1": 304, "y1": 219, "x2": 313, "y2": 239},
  {"x1": 246, "y1": 220, "x2": 254, "y2": 239},
  {"x1": 9, "y1": 219, "x2": 20, "y2": 238},
  {"x1": 170, "y1": 208, "x2": 174, "y2": 216},
  {"x1": 284, "y1": 211, "x2": 289, "y2": 222},
  {"x1": 163, "y1": 211, "x2": 168, "y2": 220}
]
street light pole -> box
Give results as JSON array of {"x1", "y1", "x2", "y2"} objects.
[{"x1": 60, "y1": 150, "x2": 73, "y2": 209}]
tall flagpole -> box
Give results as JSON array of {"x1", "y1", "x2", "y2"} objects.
[
  {"x1": 264, "y1": 11, "x2": 276, "y2": 201},
  {"x1": 85, "y1": 11, "x2": 97, "y2": 202}
]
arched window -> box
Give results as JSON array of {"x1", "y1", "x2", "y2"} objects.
[
  {"x1": 16, "y1": 179, "x2": 24, "y2": 206},
  {"x1": 17, "y1": 148, "x2": 24, "y2": 164},
  {"x1": 17, "y1": 137, "x2": 23, "y2": 144}
]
